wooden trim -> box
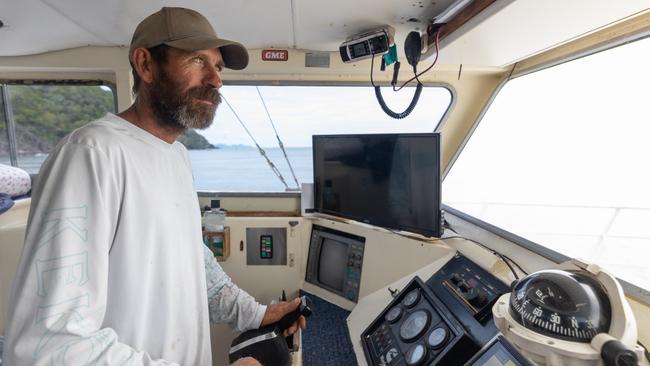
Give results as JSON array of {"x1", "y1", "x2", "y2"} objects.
[
  {"x1": 427, "y1": 0, "x2": 498, "y2": 47},
  {"x1": 226, "y1": 210, "x2": 300, "y2": 217}
]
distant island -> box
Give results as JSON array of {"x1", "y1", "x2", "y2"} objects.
[
  {"x1": 177, "y1": 129, "x2": 216, "y2": 150},
  {"x1": 213, "y1": 143, "x2": 254, "y2": 149},
  {"x1": 0, "y1": 84, "x2": 218, "y2": 153}
]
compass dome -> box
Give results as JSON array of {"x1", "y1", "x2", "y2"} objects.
[{"x1": 508, "y1": 270, "x2": 611, "y2": 343}]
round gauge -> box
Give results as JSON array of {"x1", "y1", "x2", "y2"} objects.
[
  {"x1": 426, "y1": 327, "x2": 448, "y2": 349},
  {"x1": 405, "y1": 343, "x2": 428, "y2": 366},
  {"x1": 402, "y1": 289, "x2": 421, "y2": 308},
  {"x1": 385, "y1": 306, "x2": 403, "y2": 323},
  {"x1": 399, "y1": 310, "x2": 431, "y2": 342},
  {"x1": 509, "y1": 270, "x2": 611, "y2": 342}
]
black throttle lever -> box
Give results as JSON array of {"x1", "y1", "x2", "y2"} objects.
[{"x1": 275, "y1": 295, "x2": 312, "y2": 333}]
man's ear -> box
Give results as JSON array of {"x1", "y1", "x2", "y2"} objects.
[{"x1": 132, "y1": 47, "x2": 156, "y2": 84}]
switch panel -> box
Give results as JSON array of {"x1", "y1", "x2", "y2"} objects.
[{"x1": 246, "y1": 228, "x2": 287, "y2": 265}]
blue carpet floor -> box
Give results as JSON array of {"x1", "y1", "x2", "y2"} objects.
[{"x1": 300, "y1": 290, "x2": 359, "y2": 366}]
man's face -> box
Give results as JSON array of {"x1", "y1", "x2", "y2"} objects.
[{"x1": 149, "y1": 48, "x2": 224, "y2": 130}]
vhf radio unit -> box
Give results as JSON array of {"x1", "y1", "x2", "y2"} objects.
[{"x1": 339, "y1": 26, "x2": 394, "y2": 63}]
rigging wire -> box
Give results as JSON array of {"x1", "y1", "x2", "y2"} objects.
[
  {"x1": 222, "y1": 95, "x2": 291, "y2": 190},
  {"x1": 255, "y1": 86, "x2": 300, "y2": 189}
]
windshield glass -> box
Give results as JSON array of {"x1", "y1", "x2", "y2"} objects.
[
  {"x1": 443, "y1": 37, "x2": 650, "y2": 291},
  {"x1": 190, "y1": 85, "x2": 452, "y2": 191}
]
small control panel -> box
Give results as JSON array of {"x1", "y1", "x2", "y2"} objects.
[
  {"x1": 345, "y1": 242, "x2": 364, "y2": 301},
  {"x1": 246, "y1": 228, "x2": 287, "y2": 266},
  {"x1": 426, "y1": 253, "x2": 510, "y2": 345},
  {"x1": 362, "y1": 277, "x2": 474, "y2": 366},
  {"x1": 260, "y1": 235, "x2": 273, "y2": 258}
]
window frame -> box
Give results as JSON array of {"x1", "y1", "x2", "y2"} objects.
[
  {"x1": 0, "y1": 80, "x2": 118, "y2": 169},
  {"x1": 440, "y1": 34, "x2": 650, "y2": 304}
]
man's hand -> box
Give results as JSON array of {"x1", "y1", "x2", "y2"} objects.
[
  {"x1": 230, "y1": 356, "x2": 262, "y2": 366},
  {"x1": 260, "y1": 298, "x2": 307, "y2": 336}
]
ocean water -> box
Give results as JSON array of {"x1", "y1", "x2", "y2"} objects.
[
  {"x1": 3, "y1": 147, "x2": 313, "y2": 192},
  {"x1": 189, "y1": 147, "x2": 313, "y2": 191}
]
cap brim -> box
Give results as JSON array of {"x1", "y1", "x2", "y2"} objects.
[{"x1": 165, "y1": 36, "x2": 249, "y2": 70}]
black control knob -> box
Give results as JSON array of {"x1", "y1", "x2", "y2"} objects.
[
  {"x1": 601, "y1": 340, "x2": 638, "y2": 366},
  {"x1": 466, "y1": 289, "x2": 489, "y2": 308},
  {"x1": 450, "y1": 273, "x2": 463, "y2": 285}
]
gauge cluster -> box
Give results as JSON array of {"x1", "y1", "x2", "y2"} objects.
[{"x1": 361, "y1": 277, "x2": 471, "y2": 366}]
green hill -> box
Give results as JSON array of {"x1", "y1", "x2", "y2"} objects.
[
  {"x1": 1, "y1": 84, "x2": 213, "y2": 153},
  {"x1": 177, "y1": 129, "x2": 215, "y2": 149},
  {"x1": 6, "y1": 84, "x2": 115, "y2": 154}
]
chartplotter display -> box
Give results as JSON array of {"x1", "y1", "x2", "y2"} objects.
[{"x1": 313, "y1": 133, "x2": 442, "y2": 237}]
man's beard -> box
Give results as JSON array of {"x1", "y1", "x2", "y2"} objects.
[{"x1": 149, "y1": 67, "x2": 221, "y2": 130}]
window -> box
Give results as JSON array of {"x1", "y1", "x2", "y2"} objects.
[
  {"x1": 443, "y1": 37, "x2": 650, "y2": 291},
  {"x1": 190, "y1": 85, "x2": 451, "y2": 192},
  {"x1": 0, "y1": 90, "x2": 9, "y2": 165},
  {"x1": 0, "y1": 84, "x2": 116, "y2": 174}
]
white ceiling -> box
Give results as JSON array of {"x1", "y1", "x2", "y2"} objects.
[
  {"x1": 0, "y1": 0, "x2": 454, "y2": 55},
  {"x1": 0, "y1": 0, "x2": 649, "y2": 67}
]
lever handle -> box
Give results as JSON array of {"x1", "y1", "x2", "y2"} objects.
[{"x1": 275, "y1": 296, "x2": 312, "y2": 333}]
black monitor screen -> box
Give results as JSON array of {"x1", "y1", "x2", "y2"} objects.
[
  {"x1": 317, "y1": 238, "x2": 349, "y2": 291},
  {"x1": 469, "y1": 337, "x2": 532, "y2": 366},
  {"x1": 313, "y1": 133, "x2": 441, "y2": 237}
]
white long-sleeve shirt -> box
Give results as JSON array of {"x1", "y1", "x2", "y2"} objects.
[{"x1": 3, "y1": 113, "x2": 266, "y2": 365}]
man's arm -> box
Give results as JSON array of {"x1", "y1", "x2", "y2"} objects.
[
  {"x1": 203, "y1": 245, "x2": 267, "y2": 331},
  {"x1": 203, "y1": 246, "x2": 307, "y2": 335},
  {"x1": 4, "y1": 141, "x2": 177, "y2": 365}
]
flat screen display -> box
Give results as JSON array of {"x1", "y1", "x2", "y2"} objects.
[
  {"x1": 469, "y1": 337, "x2": 532, "y2": 366},
  {"x1": 313, "y1": 133, "x2": 441, "y2": 237},
  {"x1": 317, "y1": 238, "x2": 349, "y2": 291}
]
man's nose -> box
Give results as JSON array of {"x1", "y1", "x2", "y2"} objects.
[{"x1": 204, "y1": 65, "x2": 223, "y2": 89}]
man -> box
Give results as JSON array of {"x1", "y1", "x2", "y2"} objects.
[{"x1": 4, "y1": 7, "x2": 304, "y2": 365}]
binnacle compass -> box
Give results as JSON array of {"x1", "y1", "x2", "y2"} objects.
[
  {"x1": 508, "y1": 269, "x2": 610, "y2": 342},
  {"x1": 493, "y1": 260, "x2": 644, "y2": 366}
]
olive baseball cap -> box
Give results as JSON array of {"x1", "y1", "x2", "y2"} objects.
[{"x1": 129, "y1": 7, "x2": 248, "y2": 70}]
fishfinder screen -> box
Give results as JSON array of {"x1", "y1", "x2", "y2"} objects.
[{"x1": 317, "y1": 238, "x2": 348, "y2": 291}]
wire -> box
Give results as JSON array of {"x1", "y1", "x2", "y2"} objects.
[
  {"x1": 370, "y1": 54, "x2": 377, "y2": 87},
  {"x1": 382, "y1": 223, "x2": 525, "y2": 282},
  {"x1": 443, "y1": 221, "x2": 528, "y2": 277},
  {"x1": 639, "y1": 341, "x2": 650, "y2": 363},
  {"x1": 255, "y1": 86, "x2": 300, "y2": 189},
  {"x1": 222, "y1": 95, "x2": 291, "y2": 190},
  {"x1": 370, "y1": 53, "x2": 423, "y2": 119},
  {"x1": 394, "y1": 27, "x2": 441, "y2": 92},
  {"x1": 442, "y1": 236, "x2": 523, "y2": 281}
]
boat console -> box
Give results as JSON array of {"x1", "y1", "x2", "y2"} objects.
[
  {"x1": 353, "y1": 252, "x2": 645, "y2": 365},
  {"x1": 360, "y1": 253, "x2": 513, "y2": 365}
]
